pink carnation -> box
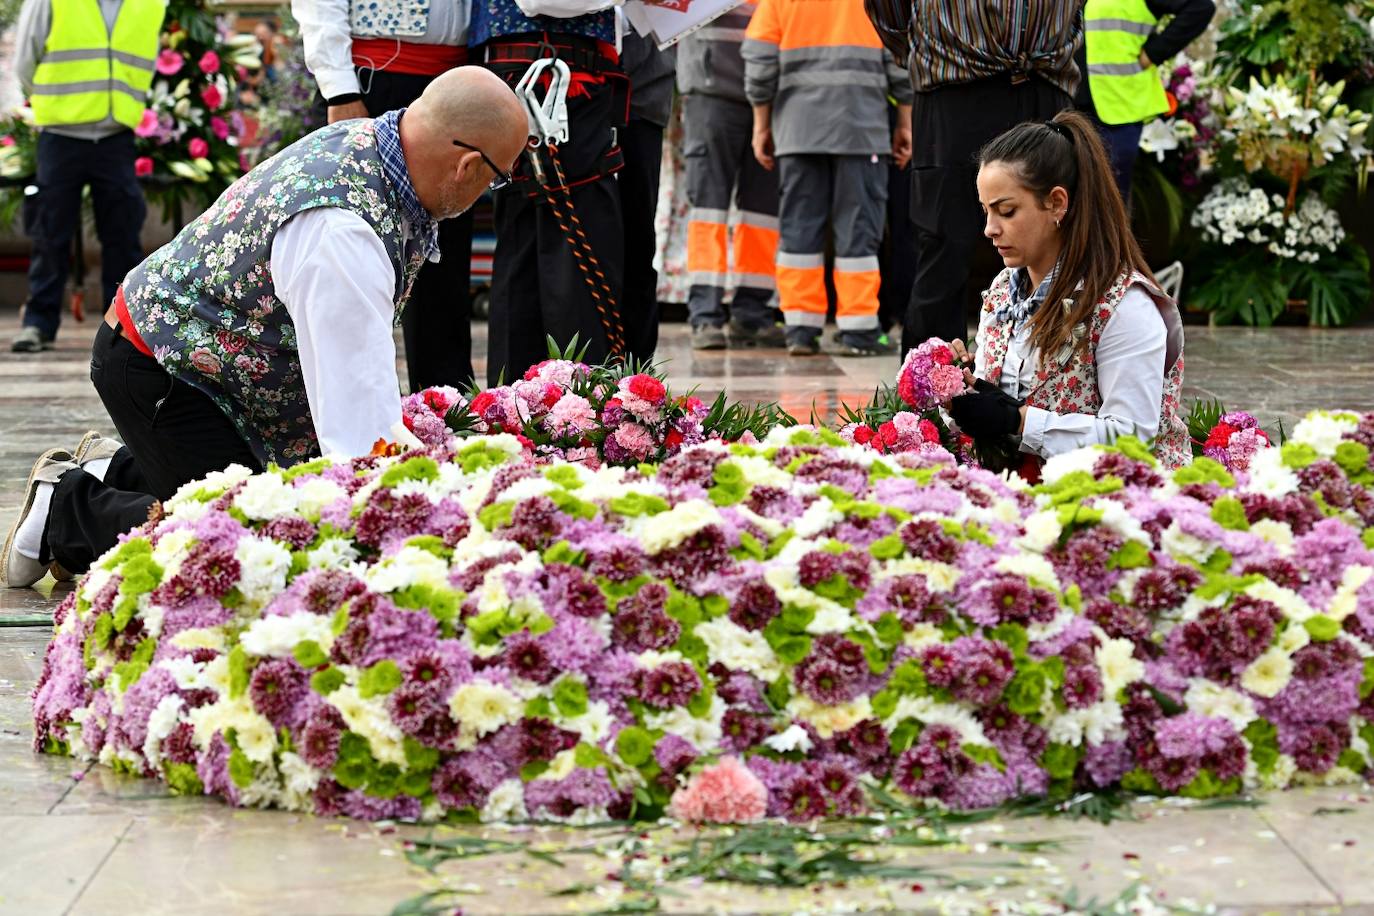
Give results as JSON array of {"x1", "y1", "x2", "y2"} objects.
[
  {"x1": 210, "y1": 116, "x2": 230, "y2": 141},
  {"x1": 617, "y1": 374, "x2": 667, "y2": 420},
  {"x1": 668, "y1": 757, "x2": 768, "y2": 824},
  {"x1": 201, "y1": 85, "x2": 224, "y2": 110},
  {"x1": 198, "y1": 50, "x2": 221, "y2": 74},
  {"x1": 546, "y1": 393, "x2": 598, "y2": 437},
  {"x1": 155, "y1": 49, "x2": 184, "y2": 76},
  {"x1": 134, "y1": 156, "x2": 154, "y2": 177},
  {"x1": 929, "y1": 363, "x2": 966, "y2": 403},
  {"x1": 187, "y1": 137, "x2": 210, "y2": 159},
  {"x1": 134, "y1": 109, "x2": 160, "y2": 138},
  {"x1": 612, "y1": 422, "x2": 656, "y2": 461}
]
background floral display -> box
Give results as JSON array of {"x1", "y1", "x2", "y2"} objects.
[
  {"x1": 29, "y1": 347, "x2": 1374, "y2": 826},
  {"x1": 1137, "y1": 0, "x2": 1374, "y2": 327}
]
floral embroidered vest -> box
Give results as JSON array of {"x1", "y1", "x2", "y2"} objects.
[
  {"x1": 351, "y1": 0, "x2": 429, "y2": 38},
  {"x1": 123, "y1": 120, "x2": 427, "y2": 466},
  {"x1": 977, "y1": 268, "x2": 1191, "y2": 469}
]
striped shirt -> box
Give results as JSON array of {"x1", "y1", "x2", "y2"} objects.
[{"x1": 909, "y1": 0, "x2": 1084, "y2": 97}]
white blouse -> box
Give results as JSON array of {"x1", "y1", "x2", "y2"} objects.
[{"x1": 973, "y1": 287, "x2": 1172, "y2": 460}]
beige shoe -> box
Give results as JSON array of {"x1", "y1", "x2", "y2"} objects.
[
  {"x1": 74, "y1": 431, "x2": 122, "y2": 465},
  {"x1": 2, "y1": 449, "x2": 77, "y2": 588}
]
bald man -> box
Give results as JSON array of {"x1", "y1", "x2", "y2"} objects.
[{"x1": 2, "y1": 68, "x2": 529, "y2": 588}]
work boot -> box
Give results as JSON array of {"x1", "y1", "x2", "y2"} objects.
[
  {"x1": 786, "y1": 328, "x2": 821, "y2": 356},
  {"x1": 11, "y1": 326, "x2": 52, "y2": 353},
  {"x1": 690, "y1": 324, "x2": 727, "y2": 350},
  {"x1": 833, "y1": 330, "x2": 896, "y2": 357},
  {"x1": 74, "y1": 431, "x2": 122, "y2": 465},
  {"x1": 727, "y1": 319, "x2": 786, "y2": 348},
  {"x1": 2, "y1": 449, "x2": 77, "y2": 588}
]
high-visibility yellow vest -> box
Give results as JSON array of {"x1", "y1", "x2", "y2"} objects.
[
  {"x1": 31, "y1": 0, "x2": 166, "y2": 129},
  {"x1": 1084, "y1": 0, "x2": 1170, "y2": 126}
]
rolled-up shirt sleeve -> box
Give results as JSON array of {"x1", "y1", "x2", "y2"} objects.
[
  {"x1": 271, "y1": 208, "x2": 402, "y2": 459},
  {"x1": 741, "y1": 0, "x2": 781, "y2": 104},
  {"x1": 1020, "y1": 288, "x2": 1167, "y2": 459},
  {"x1": 292, "y1": 0, "x2": 360, "y2": 100}
]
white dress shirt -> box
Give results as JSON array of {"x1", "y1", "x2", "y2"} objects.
[
  {"x1": 292, "y1": 0, "x2": 471, "y2": 101},
  {"x1": 974, "y1": 287, "x2": 1170, "y2": 460},
  {"x1": 271, "y1": 208, "x2": 402, "y2": 458}
]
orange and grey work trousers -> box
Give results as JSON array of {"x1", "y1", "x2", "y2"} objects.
[
  {"x1": 683, "y1": 93, "x2": 780, "y2": 330},
  {"x1": 775, "y1": 152, "x2": 887, "y2": 341}
]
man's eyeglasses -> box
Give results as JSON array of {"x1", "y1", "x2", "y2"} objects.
[{"x1": 453, "y1": 139, "x2": 513, "y2": 191}]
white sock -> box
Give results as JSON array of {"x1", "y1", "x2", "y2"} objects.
[
  {"x1": 84, "y1": 457, "x2": 112, "y2": 482},
  {"x1": 14, "y1": 481, "x2": 54, "y2": 561}
]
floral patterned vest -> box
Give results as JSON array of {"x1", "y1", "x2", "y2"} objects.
[
  {"x1": 351, "y1": 0, "x2": 429, "y2": 38},
  {"x1": 977, "y1": 268, "x2": 1191, "y2": 470},
  {"x1": 122, "y1": 120, "x2": 427, "y2": 467}
]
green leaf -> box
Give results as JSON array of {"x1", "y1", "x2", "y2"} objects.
[
  {"x1": 228, "y1": 748, "x2": 255, "y2": 789},
  {"x1": 293, "y1": 640, "x2": 328, "y2": 669},
  {"x1": 358, "y1": 660, "x2": 402, "y2": 698},
  {"x1": 227, "y1": 646, "x2": 250, "y2": 700},
  {"x1": 614, "y1": 726, "x2": 655, "y2": 767},
  {"x1": 1211, "y1": 496, "x2": 1251, "y2": 532},
  {"x1": 310, "y1": 667, "x2": 346, "y2": 695},
  {"x1": 552, "y1": 677, "x2": 590, "y2": 718},
  {"x1": 869, "y1": 534, "x2": 905, "y2": 560},
  {"x1": 1304, "y1": 615, "x2": 1341, "y2": 642}
]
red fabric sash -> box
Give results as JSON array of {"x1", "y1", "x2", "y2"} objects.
[
  {"x1": 351, "y1": 38, "x2": 467, "y2": 77},
  {"x1": 113, "y1": 287, "x2": 153, "y2": 357}
]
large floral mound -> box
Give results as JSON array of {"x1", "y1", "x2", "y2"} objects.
[{"x1": 30, "y1": 409, "x2": 1374, "y2": 823}]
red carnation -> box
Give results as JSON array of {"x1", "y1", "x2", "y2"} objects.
[
  {"x1": 542, "y1": 383, "x2": 561, "y2": 408},
  {"x1": 852, "y1": 424, "x2": 874, "y2": 445},
  {"x1": 918, "y1": 419, "x2": 940, "y2": 442},
  {"x1": 627, "y1": 375, "x2": 666, "y2": 403},
  {"x1": 665, "y1": 429, "x2": 685, "y2": 449},
  {"x1": 470, "y1": 391, "x2": 496, "y2": 415},
  {"x1": 878, "y1": 421, "x2": 899, "y2": 447},
  {"x1": 1205, "y1": 422, "x2": 1238, "y2": 450}
]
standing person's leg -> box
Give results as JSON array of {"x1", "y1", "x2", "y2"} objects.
[
  {"x1": 486, "y1": 188, "x2": 545, "y2": 386},
  {"x1": 87, "y1": 132, "x2": 147, "y2": 309},
  {"x1": 727, "y1": 98, "x2": 783, "y2": 344},
  {"x1": 16, "y1": 134, "x2": 85, "y2": 351},
  {"x1": 1098, "y1": 120, "x2": 1144, "y2": 204},
  {"x1": 683, "y1": 94, "x2": 737, "y2": 344},
  {"x1": 774, "y1": 154, "x2": 831, "y2": 354},
  {"x1": 362, "y1": 69, "x2": 476, "y2": 390},
  {"x1": 831, "y1": 154, "x2": 889, "y2": 353},
  {"x1": 878, "y1": 105, "x2": 915, "y2": 334},
  {"x1": 617, "y1": 116, "x2": 664, "y2": 360}
]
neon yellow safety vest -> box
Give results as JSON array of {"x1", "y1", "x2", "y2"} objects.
[
  {"x1": 31, "y1": 0, "x2": 166, "y2": 130},
  {"x1": 1084, "y1": 0, "x2": 1169, "y2": 126}
]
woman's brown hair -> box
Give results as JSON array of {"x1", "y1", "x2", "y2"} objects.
[{"x1": 977, "y1": 110, "x2": 1157, "y2": 363}]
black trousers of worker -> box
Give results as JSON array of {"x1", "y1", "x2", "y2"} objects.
[
  {"x1": 359, "y1": 69, "x2": 476, "y2": 390},
  {"x1": 618, "y1": 116, "x2": 664, "y2": 360},
  {"x1": 23, "y1": 131, "x2": 145, "y2": 341},
  {"x1": 43, "y1": 322, "x2": 262, "y2": 573},
  {"x1": 484, "y1": 52, "x2": 644, "y2": 385},
  {"x1": 902, "y1": 75, "x2": 1071, "y2": 355}
]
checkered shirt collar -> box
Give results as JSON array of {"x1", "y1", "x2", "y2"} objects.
[
  {"x1": 375, "y1": 108, "x2": 439, "y2": 261},
  {"x1": 994, "y1": 263, "x2": 1060, "y2": 325}
]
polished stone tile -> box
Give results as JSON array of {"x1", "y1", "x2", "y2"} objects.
[{"x1": 0, "y1": 814, "x2": 131, "y2": 916}]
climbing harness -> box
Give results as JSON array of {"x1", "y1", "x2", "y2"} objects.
[{"x1": 514, "y1": 56, "x2": 627, "y2": 361}]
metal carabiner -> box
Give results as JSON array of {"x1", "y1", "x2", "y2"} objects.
[{"x1": 513, "y1": 57, "x2": 571, "y2": 147}]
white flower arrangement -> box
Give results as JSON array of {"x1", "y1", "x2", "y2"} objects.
[{"x1": 1191, "y1": 177, "x2": 1345, "y2": 263}]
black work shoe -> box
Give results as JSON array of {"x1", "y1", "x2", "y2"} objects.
[
  {"x1": 833, "y1": 332, "x2": 897, "y2": 357},
  {"x1": 690, "y1": 324, "x2": 728, "y2": 350},
  {"x1": 727, "y1": 319, "x2": 787, "y2": 348},
  {"x1": 786, "y1": 331, "x2": 821, "y2": 356},
  {"x1": 11, "y1": 327, "x2": 52, "y2": 353}
]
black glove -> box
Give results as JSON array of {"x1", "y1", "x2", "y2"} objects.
[{"x1": 949, "y1": 386, "x2": 1023, "y2": 439}]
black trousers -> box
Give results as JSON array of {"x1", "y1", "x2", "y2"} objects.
[
  {"x1": 618, "y1": 117, "x2": 664, "y2": 359},
  {"x1": 24, "y1": 131, "x2": 146, "y2": 340},
  {"x1": 878, "y1": 107, "x2": 915, "y2": 334},
  {"x1": 902, "y1": 76, "x2": 1071, "y2": 354},
  {"x1": 44, "y1": 322, "x2": 262, "y2": 573},
  {"x1": 484, "y1": 55, "x2": 644, "y2": 385},
  {"x1": 359, "y1": 69, "x2": 476, "y2": 390}
]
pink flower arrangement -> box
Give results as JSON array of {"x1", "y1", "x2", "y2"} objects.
[
  {"x1": 155, "y1": 49, "x2": 184, "y2": 76},
  {"x1": 669, "y1": 758, "x2": 769, "y2": 824},
  {"x1": 134, "y1": 156, "x2": 154, "y2": 177},
  {"x1": 209, "y1": 116, "x2": 230, "y2": 141},
  {"x1": 187, "y1": 137, "x2": 210, "y2": 159},
  {"x1": 200, "y1": 85, "x2": 224, "y2": 111},
  {"x1": 133, "y1": 109, "x2": 159, "y2": 138},
  {"x1": 841, "y1": 412, "x2": 945, "y2": 456},
  {"x1": 617, "y1": 373, "x2": 668, "y2": 421},
  {"x1": 898, "y1": 337, "x2": 967, "y2": 411},
  {"x1": 198, "y1": 50, "x2": 221, "y2": 74},
  {"x1": 1203, "y1": 411, "x2": 1272, "y2": 472}
]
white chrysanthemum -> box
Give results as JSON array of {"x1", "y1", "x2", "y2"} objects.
[
  {"x1": 1240, "y1": 648, "x2": 1294, "y2": 698},
  {"x1": 734, "y1": 454, "x2": 797, "y2": 489},
  {"x1": 234, "y1": 472, "x2": 299, "y2": 521},
  {"x1": 634, "y1": 649, "x2": 686, "y2": 670},
  {"x1": 492, "y1": 475, "x2": 555, "y2": 509},
  {"x1": 78, "y1": 566, "x2": 116, "y2": 607},
  {"x1": 806, "y1": 602, "x2": 857, "y2": 635},
  {"x1": 1184, "y1": 680, "x2": 1257, "y2": 731},
  {"x1": 480, "y1": 778, "x2": 529, "y2": 823},
  {"x1": 141, "y1": 694, "x2": 185, "y2": 765},
  {"x1": 1328, "y1": 565, "x2": 1374, "y2": 622},
  {"x1": 1246, "y1": 579, "x2": 1315, "y2": 623},
  {"x1": 1248, "y1": 519, "x2": 1295, "y2": 555},
  {"x1": 187, "y1": 696, "x2": 277, "y2": 763},
  {"x1": 295, "y1": 478, "x2": 346, "y2": 521},
  {"x1": 571, "y1": 465, "x2": 633, "y2": 505},
  {"x1": 568, "y1": 700, "x2": 615, "y2": 746},
  {"x1": 151, "y1": 528, "x2": 198, "y2": 578},
  {"x1": 1039, "y1": 446, "x2": 1103, "y2": 487},
  {"x1": 761, "y1": 564, "x2": 852, "y2": 633},
  {"x1": 695, "y1": 617, "x2": 782, "y2": 681},
  {"x1": 902, "y1": 623, "x2": 945, "y2": 653},
  {"x1": 1096, "y1": 638, "x2": 1146, "y2": 697},
  {"x1": 763, "y1": 723, "x2": 813, "y2": 753},
  {"x1": 1017, "y1": 510, "x2": 1062, "y2": 553},
  {"x1": 307, "y1": 537, "x2": 361, "y2": 571},
  {"x1": 1160, "y1": 522, "x2": 1216, "y2": 565},
  {"x1": 792, "y1": 497, "x2": 845, "y2": 540},
  {"x1": 884, "y1": 696, "x2": 990, "y2": 748},
  {"x1": 330, "y1": 685, "x2": 407, "y2": 764},
  {"x1": 1097, "y1": 499, "x2": 1151, "y2": 546},
  {"x1": 628, "y1": 499, "x2": 722, "y2": 554},
  {"x1": 167, "y1": 463, "x2": 254, "y2": 507},
  {"x1": 785, "y1": 694, "x2": 872, "y2": 739},
  {"x1": 240, "y1": 612, "x2": 334, "y2": 658},
  {"x1": 365, "y1": 545, "x2": 451, "y2": 594},
  {"x1": 1028, "y1": 609, "x2": 1077, "y2": 643},
  {"x1": 1046, "y1": 701, "x2": 1126, "y2": 747},
  {"x1": 883, "y1": 557, "x2": 961, "y2": 592},
  {"x1": 1243, "y1": 446, "x2": 1299, "y2": 497},
  {"x1": 158, "y1": 655, "x2": 210, "y2": 691},
  {"x1": 168, "y1": 627, "x2": 226, "y2": 653},
  {"x1": 278, "y1": 751, "x2": 322, "y2": 810},
  {"x1": 993, "y1": 553, "x2": 1061, "y2": 591},
  {"x1": 646, "y1": 695, "x2": 724, "y2": 751},
  {"x1": 1278, "y1": 622, "x2": 1310, "y2": 654},
  {"x1": 449, "y1": 680, "x2": 524, "y2": 750},
  {"x1": 234, "y1": 537, "x2": 292, "y2": 607},
  {"x1": 1291, "y1": 412, "x2": 1358, "y2": 458}
]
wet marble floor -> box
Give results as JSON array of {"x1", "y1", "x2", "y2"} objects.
[{"x1": 2, "y1": 305, "x2": 1374, "y2": 913}]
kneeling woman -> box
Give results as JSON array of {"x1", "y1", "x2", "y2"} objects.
[{"x1": 948, "y1": 111, "x2": 1189, "y2": 479}]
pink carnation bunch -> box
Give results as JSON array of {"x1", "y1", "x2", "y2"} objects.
[
  {"x1": 1203, "y1": 411, "x2": 1271, "y2": 472},
  {"x1": 897, "y1": 337, "x2": 967, "y2": 411},
  {"x1": 668, "y1": 757, "x2": 768, "y2": 823}
]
